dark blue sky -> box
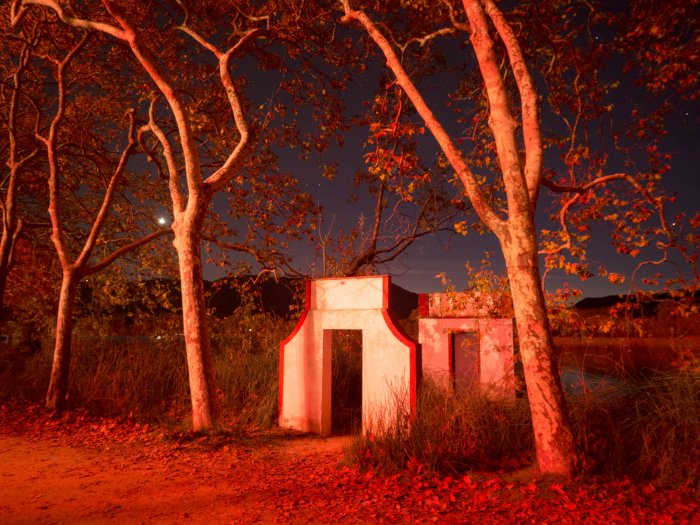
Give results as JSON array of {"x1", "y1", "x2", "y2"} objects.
[
  {"x1": 206, "y1": 6, "x2": 699, "y2": 300},
  {"x1": 281, "y1": 70, "x2": 697, "y2": 299}
]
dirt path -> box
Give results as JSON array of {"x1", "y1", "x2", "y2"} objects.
[
  {"x1": 0, "y1": 432, "x2": 351, "y2": 524},
  {"x1": 1, "y1": 405, "x2": 698, "y2": 524},
  {"x1": 0, "y1": 406, "x2": 354, "y2": 524}
]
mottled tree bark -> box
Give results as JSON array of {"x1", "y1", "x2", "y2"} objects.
[
  {"x1": 0, "y1": 220, "x2": 19, "y2": 315},
  {"x1": 500, "y1": 216, "x2": 577, "y2": 474},
  {"x1": 45, "y1": 269, "x2": 79, "y2": 410},
  {"x1": 174, "y1": 223, "x2": 218, "y2": 430}
]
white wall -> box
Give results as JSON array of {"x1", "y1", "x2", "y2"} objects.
[{"x1": 279, "y1": 277, "x2": 418, "y2": 435}]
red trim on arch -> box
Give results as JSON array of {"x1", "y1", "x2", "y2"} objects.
[
  {"x1": 381, "y1": 308, "x2": 421, "y2": 418},
  {"x1": 381, "y1": 275, "x2": 421, "y2": 416},
  {"x1": 382, "y1": 275, "x2": 390, "y2": 310},
  {"x1": 280, "y1": 281, "x2": 311, "y2": 349},
  {"x1": 278, "y1": 280, "x2": 312, "y2": 421},
  {"x1": 380, "y1": 309, "x2": 416, "y2": 350},
  {"x1": 278, "y1": 340, "x2": 285, "y2": 422}
]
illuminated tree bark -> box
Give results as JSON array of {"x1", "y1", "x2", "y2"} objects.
[{"x1": 45, "y1": 268, "x2": 78, "y2": 410}]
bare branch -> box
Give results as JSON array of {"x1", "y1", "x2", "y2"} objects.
[
  {"x1": 13, "y1": 0, "x2": 126, "y2": 39},
  {"x1": 399, "y1": 27, "x2": 457, "y2": 55},
  {"x1": 439, "y1": 0, "x2": 470, "y2": 31},
  {"x1": 85, "y1": 228, "x2": 172, "y2": 275},
  {"x1": 75, "y1": 109, "x2": 138, "y2": 268},
  {"x1": 202, "y1": 30, "x2": 266, "y2": 192},
  {"x1": 43, "y1": 33, "x2": 90, "y2": 267},
  {"x1": 172, "y1": 2, "x2": 265, "y2": 194},
  {"x1": 143, "y1": 96, "x2": 185, "y2": 214}
]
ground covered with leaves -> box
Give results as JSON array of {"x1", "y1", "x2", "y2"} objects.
[{"x1": 0, "y1": 403, "x2": 697, "y2": 524}]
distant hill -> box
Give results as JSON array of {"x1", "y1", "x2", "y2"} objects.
[
  {"x1": 576, "y1": 289, "x2": 699, "y2": 308},
  {"x1": 574, "y1": 289, "x2": 699, "y2": 316},
  {"x1": 571, "y1": 289, "x2": 700, "y2": 337},
  {"x1": 205, "y1": 276, "x2": 303, "y2": 318}
]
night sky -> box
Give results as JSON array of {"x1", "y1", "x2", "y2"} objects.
[
  {"x1": 192, "y1": 4, "x2": 700, "y2": 301},
  {"x1": 247, "y1": 33, "x2": 700, "y2": 299}
]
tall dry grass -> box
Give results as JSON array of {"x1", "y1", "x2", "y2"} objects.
[
  {"x1": 348, "y1": 380, "x2": 534, "y2": 474},
  {"x1": 568, "y1": 361, "x2": 700, "y2": 486},
  {"x1": 3, "y1": 311, "x2": 698, "y2": 487},
  {"x1": 1, "y1": 312, "x2": 291, "y2": 429}
]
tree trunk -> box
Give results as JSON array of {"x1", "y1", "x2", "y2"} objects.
[
  {"x1": 0, "y1": 196, "x2": 21, "y2": 317},
  {"x1": 501, "y1": 218, "x2": 579, "y2": 475},
  {"x1": 45, "y1": 269, "x2": 79, "y2": 411},
  {"x1": 174, "y1": 227, "x2": 218, "y2": 431},
  {"x1": 0, "y1": 230, "x2": 12, "y2": 315}
]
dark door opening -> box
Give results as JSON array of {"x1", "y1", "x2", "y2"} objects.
[
  {"x1": 452, "y1": 331, "x2": 479, "y2": 394},
  {"x1": 330, "y1": 329, "x2": 362, "y2": 435}
]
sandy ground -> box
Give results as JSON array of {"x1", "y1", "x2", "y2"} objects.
[{"x1": 0, "y1": 423, "x2": 351, "y2": 524}]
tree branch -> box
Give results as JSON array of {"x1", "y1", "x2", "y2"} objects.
[
  {"x1": 97, "y1": 0, "x2": 203, "y2": 208},
  {"x1": 75, "y1": 109, "x2": 138, "y2": 268},
  {"x1": 173, "y1": 3, "x2": 263, "y2": 194},
  {"x1": 85, "y1": 228, "x2": 172, "y2": 275},
  {"x1": 482, "y1": 0, "x2": 542, "y2": 204},
  {"x1": 143, "y1": 96, "x2": 185, "y2": 214},
  {"x1": 340, "y1": 1, "x2": 505, "y2": 236},
  {"x1": 540, "y1": 172, "x2": 675, "y2": 257},
  {"x1": 462, "y1": 0, "x2": 532, "y2": 216},
  {"x1": 12, "y1": 0, "x2": 126, "y2": 39},
  {"x1": 43, "y1": 33, "x2": 90, "y2": 268}
]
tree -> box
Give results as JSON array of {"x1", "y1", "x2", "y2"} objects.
[
  {"x1": 13, "y1": 0, "x2": 344, "y2": 430},
  {"x1": 339, "y1": 0, "x2": 697, "y2": 475},
  {"x1": 0, "y1": 11, "x2": 44, "y2": 316},
  {"x1": 6, "y1": 18, "x2": 172, "y2": 410},
  {"x1": 339, "y1": 0, "x2": 580, "y2": 474}
]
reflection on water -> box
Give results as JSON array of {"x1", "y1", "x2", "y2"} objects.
[{"x1": 561, "y1": 366, "x2": 620, "y2": 395}]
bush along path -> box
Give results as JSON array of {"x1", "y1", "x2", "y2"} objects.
[{"x1": 0, "y1": 402, "x2": 698, "y2": 524}]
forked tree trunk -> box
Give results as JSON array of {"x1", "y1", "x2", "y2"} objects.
[
  {"x1": 174, "y1": 227, "x2": 218, "y2": 431},
  {"x1": 500, "y1": 216, "x2": 579, "y2": 475},
  {"x1": 46, "y1": 269, "x2": 79, "y2": 411}
]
